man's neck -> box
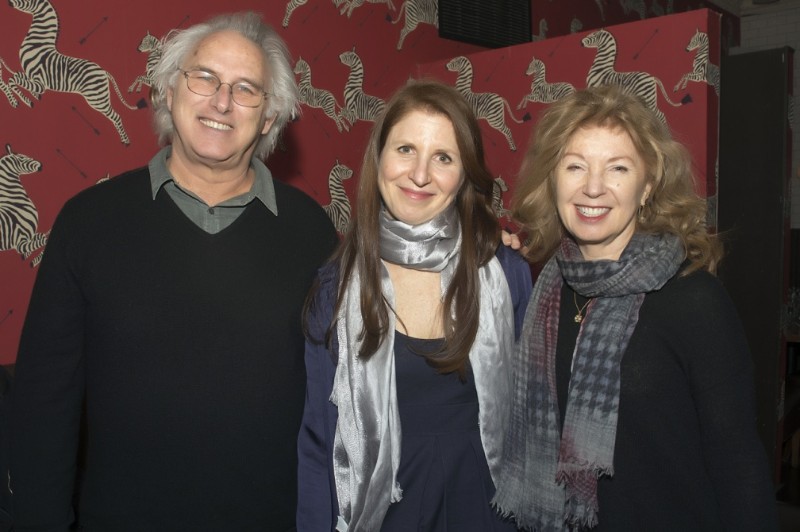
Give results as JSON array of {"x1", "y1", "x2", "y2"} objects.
[{"x1": 167, "y1": 153, "x2": 255, "y2": 207}]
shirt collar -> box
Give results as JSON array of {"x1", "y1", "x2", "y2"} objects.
[{"x1": 148, "y1": 146, "x2": 278, "y2": 215}]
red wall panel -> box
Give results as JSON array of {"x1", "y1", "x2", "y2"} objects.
[
  {"x1": 0, "y1": 2, "x2": 720, "y2": 365},
  {"x1": 0, "y1": 0, "x2": 484, "y2": 364}
]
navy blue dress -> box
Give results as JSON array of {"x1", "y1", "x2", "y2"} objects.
[{"x1": 380, "y1": 331, "x2": 518, "y2": 531}]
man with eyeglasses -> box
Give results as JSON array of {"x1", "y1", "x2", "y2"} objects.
[{"x1": 9, "y1": 12, "x2": 337, "y2": 531}]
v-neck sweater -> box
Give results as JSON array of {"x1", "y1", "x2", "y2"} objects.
[{"x1": 10, "y1": 166, "x2": 338, "y2": 531}]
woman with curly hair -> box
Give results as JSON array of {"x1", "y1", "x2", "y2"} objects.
[{"x1": 493, "y1": 85, "x2": 776, "y2": 531}]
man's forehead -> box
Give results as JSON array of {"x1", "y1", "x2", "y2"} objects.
[{"x1": 186, "y1": 31, "x2": 269, "y2": 80}]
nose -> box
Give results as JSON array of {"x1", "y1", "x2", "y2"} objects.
[
  {"x1": 408, "y1": 158, "x2": 431, "y2": 188},
  {"x1": 582, "y1": 168, "x2": 606, "y2": 197},
  {"x1": 212, "y1": 82, "x2": 233, "y2": 112}
]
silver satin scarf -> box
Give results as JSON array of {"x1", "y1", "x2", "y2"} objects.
[{"x1": 331, "y1": 206, "x2": 515, "y2": 531}]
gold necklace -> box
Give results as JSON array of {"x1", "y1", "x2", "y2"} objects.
[{"x1": 573, "y1": 292, "x2": 592, "y2": 323}]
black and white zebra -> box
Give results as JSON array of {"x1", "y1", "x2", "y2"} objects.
[
  {"x1": 0, "y1": 144, "x2": 47, "y2": 267},
  {"x1": 294, "y1": 58, "x2": 349, "y2": 132},
  {"x1": 518, "y1": 57, "x2": 575, "y2": 110},
  {"x1": 0, "y1": 57, "x2": 31, "y2": 108},
  {"x1": 322, "y1": 161, "x2": 353, "y2": 234},
  {"x1": 581, "y1": 29, "x2": 683, "y2": 124},
  {"x1": 339, "y1": 50, "x2": 386, "y2": 126},
  {"x1": 336, "y1": 0, "x2": 395, "y2": 18},
  {"x1": 674, "y1": 30, "x2": 719, "y2": 96},
  {"x1": 282, "y1": 0, "x2": 308, "y2": 28},
  {"x1": 9, "y1": 0, "x2": 139, "y2": 144},
  {"x1": 446, "y1": 55, "x2": 524, "y2": 151},
  {"x1": 128, "y1": 31, "x2": 163, "y2": 93},
  {"x1": 492, "y1": 177, "x2": 510, "y2": 219},
  {"x1": 392, "y1": 0, "x2": 437, "y2": 51}
]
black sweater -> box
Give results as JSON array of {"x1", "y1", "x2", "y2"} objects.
[
  {"x1": 10, "y1": 168, "x2": 338, "y2": 531},
  {"x1": 557, "y1": 270, "x2": 778, "y2": 531}
]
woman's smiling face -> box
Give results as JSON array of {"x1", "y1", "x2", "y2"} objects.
[
  {"x1": 378, "y1": 109, "x2": 464, "y2": 226},
  {"x1": 555, "y1": 125, "x2": 651, "y2": 261}
]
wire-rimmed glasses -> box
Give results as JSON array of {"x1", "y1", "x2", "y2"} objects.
[{"x1": 179, "y1": 69, "x2": 269, "y2": 108}]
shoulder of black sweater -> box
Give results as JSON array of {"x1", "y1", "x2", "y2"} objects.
[
  {"x1": 272, "y1": 179, "x2": 337, "y2": 232},
  {"x1": 643, "y1": 265, "x2": 736, "y2": 323},
  {"x1": 45, "y1": 167, "x2": 150, "y2": 237},
  {"x1": 639, "y1": 264, "x2": 752, "y2": 382},
  {"x1": 57, "y1": 166, "x2": 149, "y2": 215}
]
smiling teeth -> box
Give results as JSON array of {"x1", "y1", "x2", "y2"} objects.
[
  {"x1": 577, "y1": 206, "x2": 609, "y2": 217},
  {"x1": 200, "y1": 119, "x2": 232, "y2": 131}
]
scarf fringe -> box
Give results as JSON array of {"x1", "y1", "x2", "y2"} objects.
[{"x1": 555, "y1": 463, "x2": 614, "y2": 484}]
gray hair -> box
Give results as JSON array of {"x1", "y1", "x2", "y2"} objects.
[{"x1": 150, "y1": 12, "x2": 299, "y2": 159}]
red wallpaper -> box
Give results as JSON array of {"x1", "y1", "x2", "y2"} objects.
[
  {"x1": 418, "y1": 9, "x2": 720, "y2": 230},
  {"x1": 0, "y1": 0, "x2": 484, "y2": 364},
  {"x1": 0, "y1": 1, "x2": 720, "y2": 364},
  {"x1": 530, "y1": 0, "x2": 737, "y2": 49}
]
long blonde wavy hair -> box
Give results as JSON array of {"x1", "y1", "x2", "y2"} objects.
[{"x1": 512, "y1": 85, "x2": 721, "y2": 273}]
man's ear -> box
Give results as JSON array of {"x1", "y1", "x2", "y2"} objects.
[{"x1": 261, "y1": 115, "x2": 276, "y2": 135}]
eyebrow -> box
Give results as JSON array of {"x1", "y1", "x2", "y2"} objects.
[{"x1": 561, "y1": 152, "x2": 636, "y2": 163}]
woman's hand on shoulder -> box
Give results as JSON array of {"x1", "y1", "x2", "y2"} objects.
[
  {"x1": 501, "y1": 230, "x2": 521, "y2": 250},
  {"x1": 501, "y1": 229, "x2": 529, "y2": 255}
]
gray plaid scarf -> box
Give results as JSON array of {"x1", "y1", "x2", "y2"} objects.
[
  {"x1": 333, "y1": 205, "x2": 514, "y2": 531},
  {"x1": 493, "y1": 232, "x2": 684, "y2": 531}
]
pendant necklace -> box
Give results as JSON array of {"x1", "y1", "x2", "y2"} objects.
[{"x1": 573, "y1": 292, "x2": 592, "y2": 323}]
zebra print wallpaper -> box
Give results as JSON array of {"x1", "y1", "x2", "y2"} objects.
[
  {"x1": 421, "y1": 9, "x2": 720, "y2": 229},
  {"x1": 0, "y1": 0, "x2": 720, "y2": 365}
]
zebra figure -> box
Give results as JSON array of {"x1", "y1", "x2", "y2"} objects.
[
  {"x1": 9, "y1": 0, "x2": 139, "y2": 145},
  {"x1": 128, "y1": 31, "x2": 163, "y2": 93},
  {"x1": 595, "y1": 0, "x2": 607, "y2": 21},
  {"x1": 322, "y1": 161, "x2": 353, "y2": 234},
  {"x1": 392, "y1": 0, "x2": 437, "y2": 51},
  {"x1": 338, "y1": 50, "x2": 386, "y2": 126},
  {"x1": 581, "y1": 29, "x2": 683, "y2": 124},
  {"x1": 336, "y1": 0, "x2": 395, "y2": 18},
  {"x1": 0, "y1": 57, "x2": 31, "y2": 108},
  {"x1": 0, "y1": 144, "x2": 47, "y2": 267},
  {"x1": 294, "y1": 58, "x2": 349, "y2": 132},
  {"x1": 446, "y1": 55, "x2": 524, "y2": 151},
  {"x1": 283, "y1": 0, "x2": 308, "y2": 27},
  {"x1": 619, "y1": 0, "x2": 647, "y2": 19},
  {"x1": 532, "y1": 19, "x2": 548, "y2": 42},
  {"x1": 492, "y1": 177, "x2": 510, "y2": 219},
  {"x1": 518, "y1": 57, "x2": 576, "y2": 110},
  {"x1": 674, "y1": 30, "x2": 719, "y2": 96}
]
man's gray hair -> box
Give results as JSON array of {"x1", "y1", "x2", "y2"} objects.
[{"x1": 150, "y1": 12, "x2": 300, "y2": 159}]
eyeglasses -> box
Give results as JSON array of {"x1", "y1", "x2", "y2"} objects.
[{"x1": 179, "y1": 69, "x2": 270, "y2": 108}]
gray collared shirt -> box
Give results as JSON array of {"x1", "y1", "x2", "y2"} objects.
[{"x1": 148, "y1": 146, "x2": 278, "y2": 234}]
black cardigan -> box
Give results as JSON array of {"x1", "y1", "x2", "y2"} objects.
[
  {"x1": 557, "y1": 270, "x2": 778, "y2": 531},
  {"x1": 10, "y1": 167, "x2": 337, "y2": 531}
]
